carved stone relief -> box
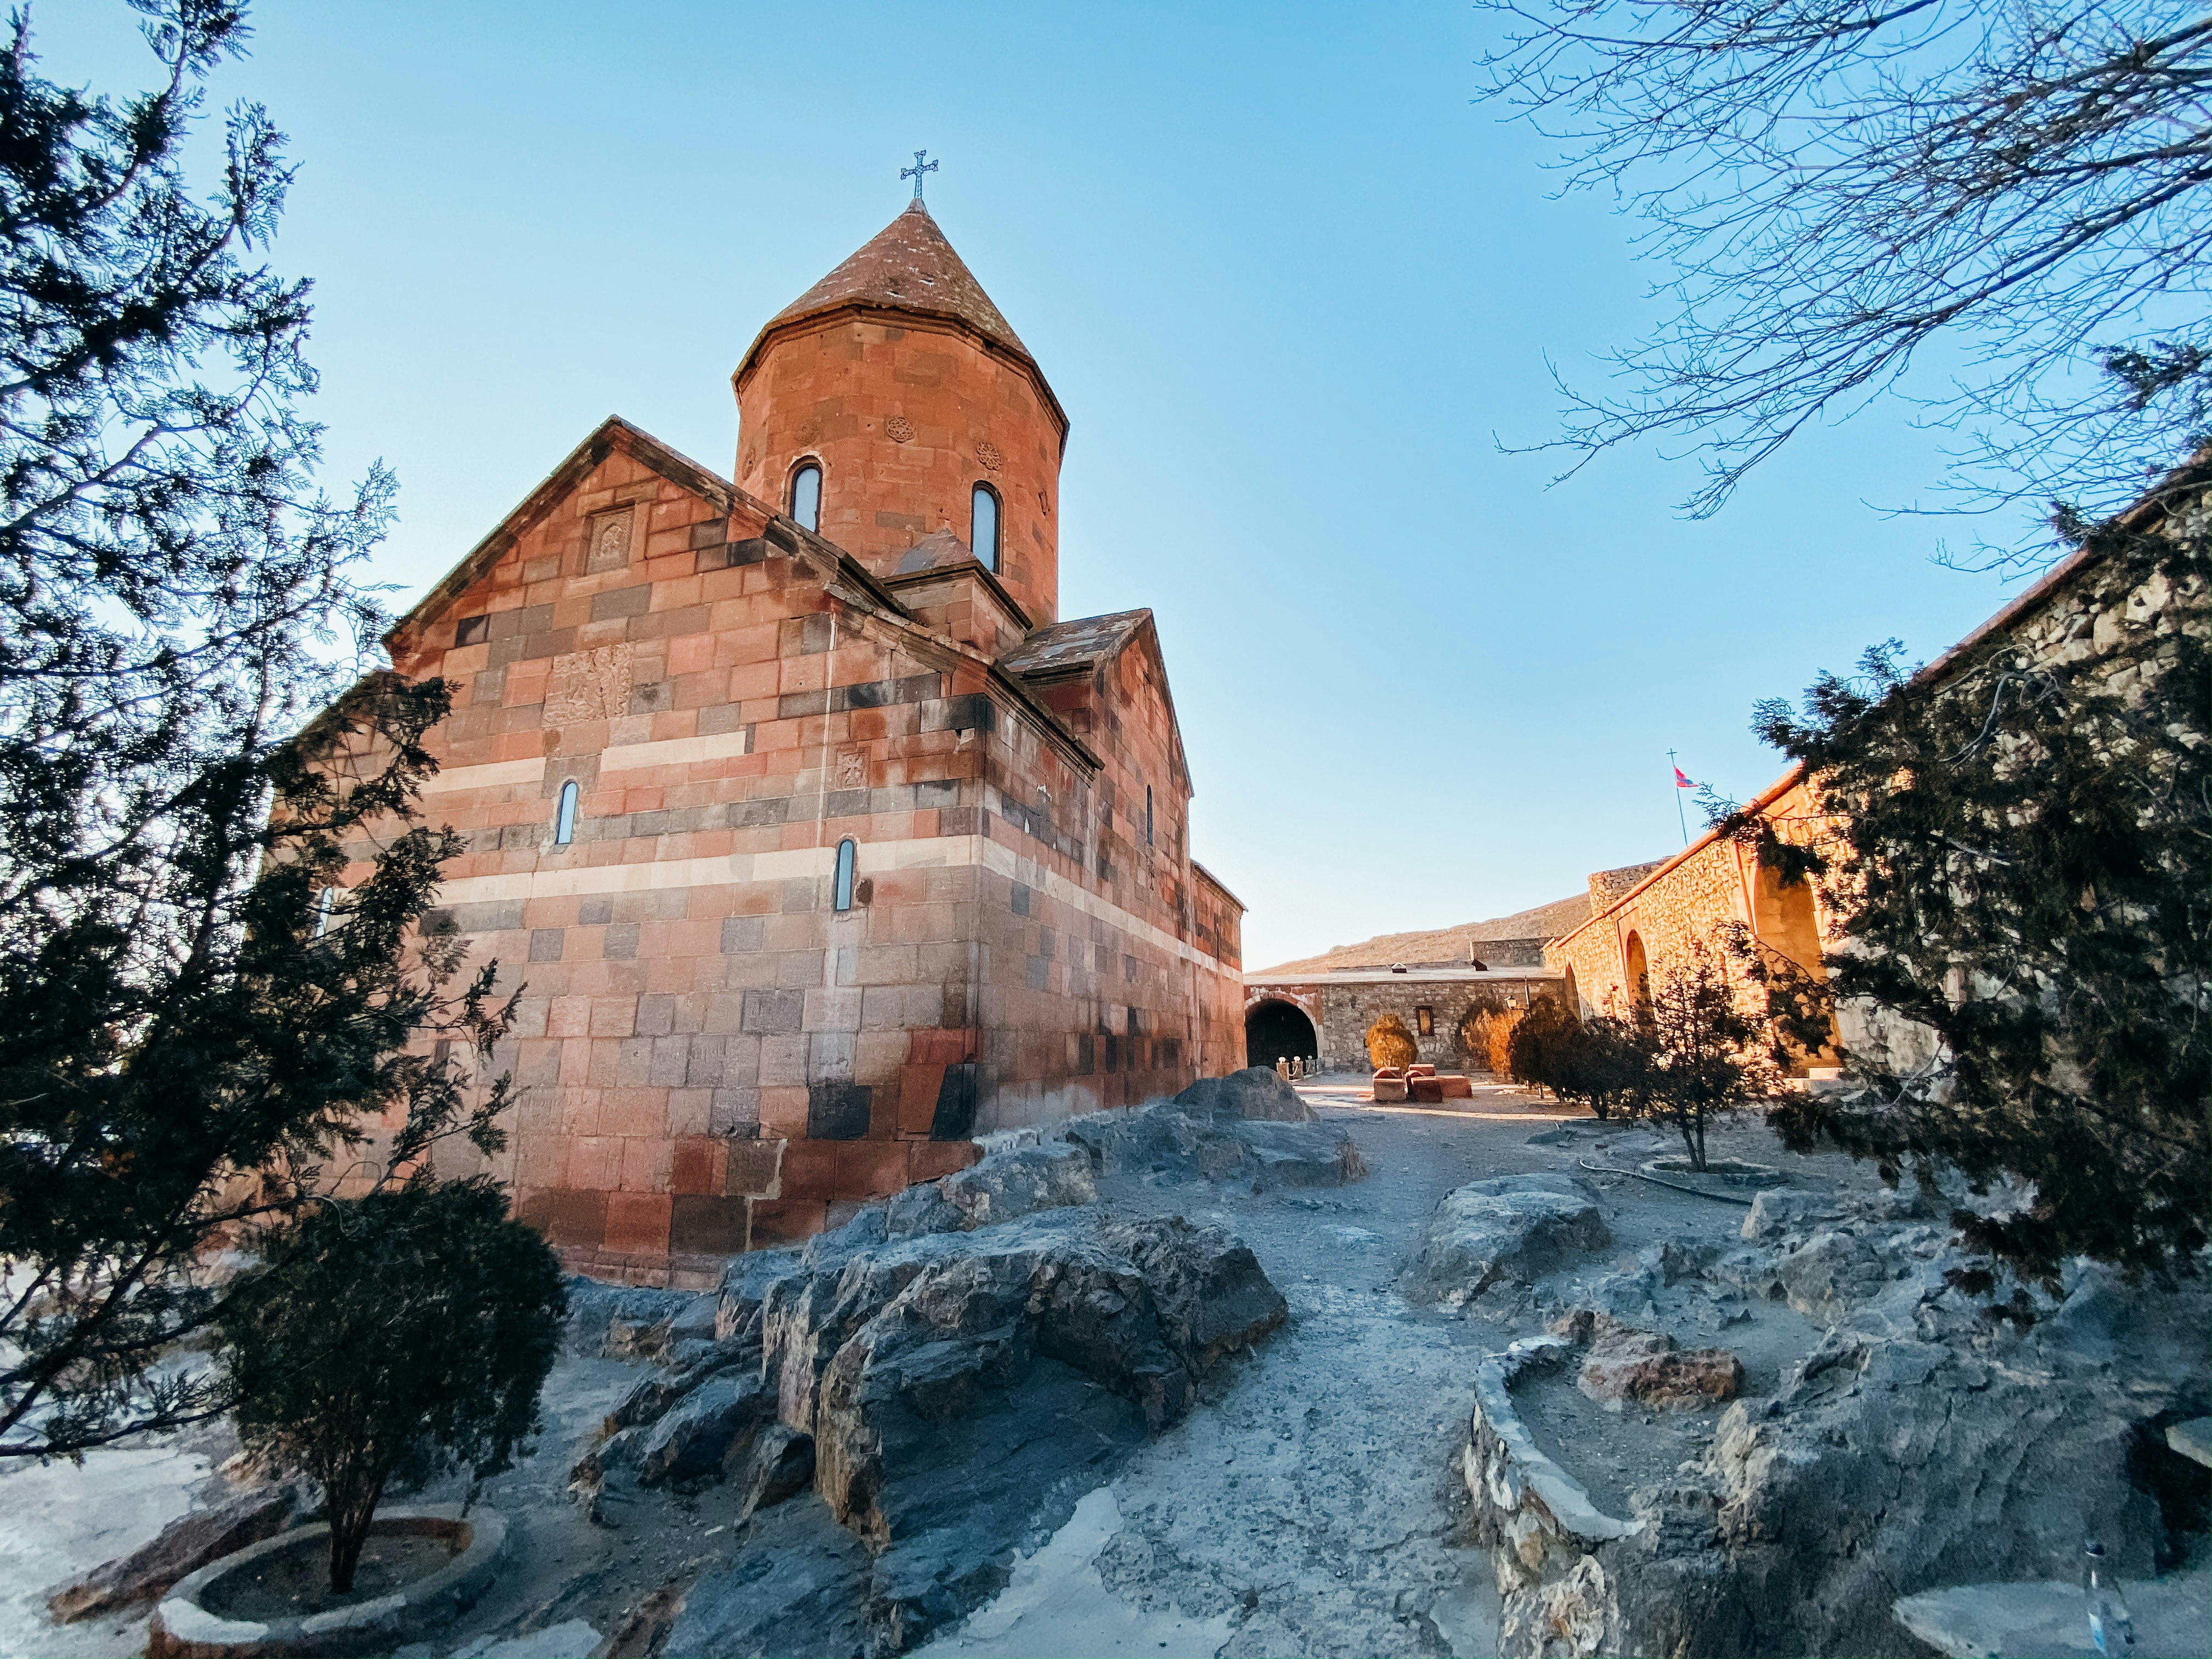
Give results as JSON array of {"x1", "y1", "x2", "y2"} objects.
[
  {"x1": 975, "y1": 438, "x2": 1003, "y2": 471},
  {"x1": 585, "y1": 508, "x2": 634, "y2": 574},
  {"x1": 884, "y1": 415, "x2": 915, "y2": 443},
  {"x1": 544, "y1": 643, "x2": 635, "y2": 724},
  {"x1": 835, "y1": 749, "x2": 867, "y2": 788}
]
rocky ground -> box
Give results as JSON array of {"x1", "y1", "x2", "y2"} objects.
[{"x1": 5, "y1": 1071, "x2": 2204, "y2": 1659}]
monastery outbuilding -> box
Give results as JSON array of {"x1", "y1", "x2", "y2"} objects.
[{"x1": 333, "y1": 198, "x2": 1245, "y2": 1285}]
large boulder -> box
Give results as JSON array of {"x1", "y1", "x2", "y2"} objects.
[
  {"x1": 618, "y1": 1199, "x2": 1292, "y2": 1656},
  {"x1": 635, "y1": 1370, "x2": 776, "y2": 1488},
  {"x1": 1173, "y1": 1066, "x2": 1311, "y2": 1122},
  {"x1": 1097, "y1": 1215, "x2": 1289, "y2": 1373},
  {"x1": 811, "y1": 1213, "x2": 1287, "y2": 1548},
  {"x1": 1062, "y1": 1101, "x2": 1365, "y2": 1189},
  {"x1": 860, "y1": 1141, "x2": 1100, "y2": 1242},
  {"x1": 938, "y1": 1140, "x2": 1096, "y2": 1229},
  {"x1": 1402, "y1": 1175, "x2": 1611, "y2": 1308}
]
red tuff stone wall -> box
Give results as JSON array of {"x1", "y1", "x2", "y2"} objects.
[
  {"x1": 1544, "y1": 776, "x2": 1837, "y2": 1073},
  {"x1": 1549, "y1": 507, "x2": 2206, "y2": 1077},
  {"x1": 963, "y1": 620, "x2": 1243, "y2": 1128},
  {"x1": 336, "y1": 424, "x2": 1238, "y2": 1285},
  {"x1": 734, "y1": 314, "x2": 1064, "y2": 625}
]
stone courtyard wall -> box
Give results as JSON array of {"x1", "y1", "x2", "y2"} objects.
[
  {"x1": 1546, "y1": 504, "x2": 2205, "y2": 1068},
  {"x1": 1244, "y1": 973, "x2": 1561, "y2": 1074}
]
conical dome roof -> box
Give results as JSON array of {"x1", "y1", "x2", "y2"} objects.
[{"x1": 736, "y1": 201, "x2": 1034, "y2": 382}]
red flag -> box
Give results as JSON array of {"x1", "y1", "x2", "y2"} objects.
[{"x1": 1673, "y1": 766, "x2": 1694, "y2": 788}]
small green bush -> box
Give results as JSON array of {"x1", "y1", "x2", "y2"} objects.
[
  {"x1": 219, "y1": 1181, "x2": 566, "y2": 1592},
  {"x1": 1508, "y1": 994, "x2": 1650, "y2": 1121},
  {"x1": 1641, "y1": 952, "x2": 1784, "y2": 1170}
]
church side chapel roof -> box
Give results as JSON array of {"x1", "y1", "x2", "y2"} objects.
[
  {"x1": 997, "y1": 608, "x2": 1152, "y2": 679},
  {"x1": 740, "y1": 200, "x2": 1035, "y2": 377},
  {"x1": 892, "y1": 528, "x2": 974, "y2": 574}
]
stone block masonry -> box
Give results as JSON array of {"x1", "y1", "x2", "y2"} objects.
[
  {"x1": 316, "y1": 200, "x2": 1244, "y2": 1286},
  {"x1": 1243, "y1": 970, "x2": 1561, "y2": 1075},
  {"x1": 1544, "y1": 483, "x2": 2204, "y2": 1071}
]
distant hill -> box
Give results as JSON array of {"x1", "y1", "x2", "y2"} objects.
[{"x1": 1251, "y1": 891, "x2": 1598, "y2": 977}]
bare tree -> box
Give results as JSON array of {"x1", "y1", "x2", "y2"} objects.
[{"x1": 1480, "y1": 0, "x2": 2212, "y2": 552}]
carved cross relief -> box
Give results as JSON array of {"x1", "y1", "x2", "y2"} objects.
[{"x1": 585, "y1": 507, "x2": 634, "y2": 574}]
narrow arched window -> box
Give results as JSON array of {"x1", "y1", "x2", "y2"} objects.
[
  {"x1": 970, "y1": 483, "x2": 1000, "y2": 572},
  {"x1": 789, "y1": 463, "x2": 822, "y2": 534},
  {"x1": 554, "y1": 780, "x2": 579, "y2": 846},
  {"x1": 833, "y1": 837, "x2": 857, "y2": 912},
  {"x1": 313, "y1": 886, "x2": 338, "y2": 938},
  {"x1": 1145, "y1": 785, "x2": 1154, "y2": 846}
]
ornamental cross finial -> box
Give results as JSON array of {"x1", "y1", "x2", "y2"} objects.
[{"x1": 900, "y1": 149, "x2": 938, "y2": 202}]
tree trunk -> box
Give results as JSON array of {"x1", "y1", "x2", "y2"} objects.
[
  {"x1": 1689, "y1": 1108, "x2": 1707, "y2": 1172},
  {"x1": 325, "y1": 1466, "x2": 388, "y2": 1594}
]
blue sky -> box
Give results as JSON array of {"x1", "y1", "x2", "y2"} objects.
[{"x1": 44, "y1": 2, "x2": 2042, "y2": 970}]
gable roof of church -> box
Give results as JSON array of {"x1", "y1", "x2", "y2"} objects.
[{"x1": 382, "y1": 415, "x2": 755, "y2": 653}]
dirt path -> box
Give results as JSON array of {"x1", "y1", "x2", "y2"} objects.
[{"x1": 916, "y1": 1081, "x2": 1592, "y2": 1659}]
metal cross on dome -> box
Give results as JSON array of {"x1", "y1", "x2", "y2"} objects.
[{"x1": 901, "y1": 150, "x2": 939, "y2": 202}]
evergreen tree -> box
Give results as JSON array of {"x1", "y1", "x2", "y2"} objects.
[
  {"x1": 0, "y1": 0, "x2": 504, "y2": 1460},
  {"x1": 1637, "y1": 951, "x2": 1781, "y2": 1172},
  {"x1": 1734, "y1": 490, "x2": 2209, "y2": 1286},
  {"x1": 219, "y1": 1181, "x2": 565, "y2": 1593}
]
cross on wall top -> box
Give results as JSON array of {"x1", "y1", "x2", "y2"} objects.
[{"x1": 901, "y1": 150, "x2": 939, "y2": 201}]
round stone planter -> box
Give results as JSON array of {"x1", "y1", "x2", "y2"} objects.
[
  {"x1": 1640, "y1": 1156, "x2": 1786, "y2": 1189},
  {"x1": 148, "y1": 1505, "x2": 506, "y2": 1658}
]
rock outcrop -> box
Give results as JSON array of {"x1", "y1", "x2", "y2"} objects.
[
  {"x1": 1171, "y1": 1066, "x2": 1312, "y2": 1123},
  {"x1": 635, "y1": 1371, "x2": 777, "y2": 1489},
  {"x1": 585, "y1": 1135, "x2": 1296, "y2": 1656},
  {"x1": 1061, "y1": 1098, "x2": 1366, "y2": 1190},
  {"x1": 1402, "y1": 1175, "x2": 1611, "y2": 1309},
  {"x1": 1464, "y1": 1216, "x2": 2211, "y2": 1657}
]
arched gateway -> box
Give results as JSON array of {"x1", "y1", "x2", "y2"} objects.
[{"x1": 1245, "y1": 998, "x2": 1318, "y2": 1069}]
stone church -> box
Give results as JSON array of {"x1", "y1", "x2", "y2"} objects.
[{"x1": 358, "y1": 198, "x2": 1245, "y2": 1285}]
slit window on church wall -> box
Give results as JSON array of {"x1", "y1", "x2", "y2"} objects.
[
  {"x1": 790, "y1": 463, "x2": 822, "y2": 533},
  {"x1": 554, "y1": 780, "x2": 579, "y2": 846},
  {"x1": 833, "y1": 838, "x2": 857, "y2": 912},
  {"x1": 971, "y1": 484, "x2": 1000, "y2": 572}
]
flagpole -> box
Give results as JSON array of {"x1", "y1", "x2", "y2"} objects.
[{"x1": 1667, "y1": 748, "x2": 1689, "y2": 848}]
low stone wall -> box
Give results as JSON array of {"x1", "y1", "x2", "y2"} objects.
[{"x1": 1460, "y1": 1338, "x2": 1640, "y2": 1656}]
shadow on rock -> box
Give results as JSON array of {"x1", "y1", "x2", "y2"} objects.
[{"x1": 566, "y1": 1131, "x2": 1300, "y2": 1658}]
